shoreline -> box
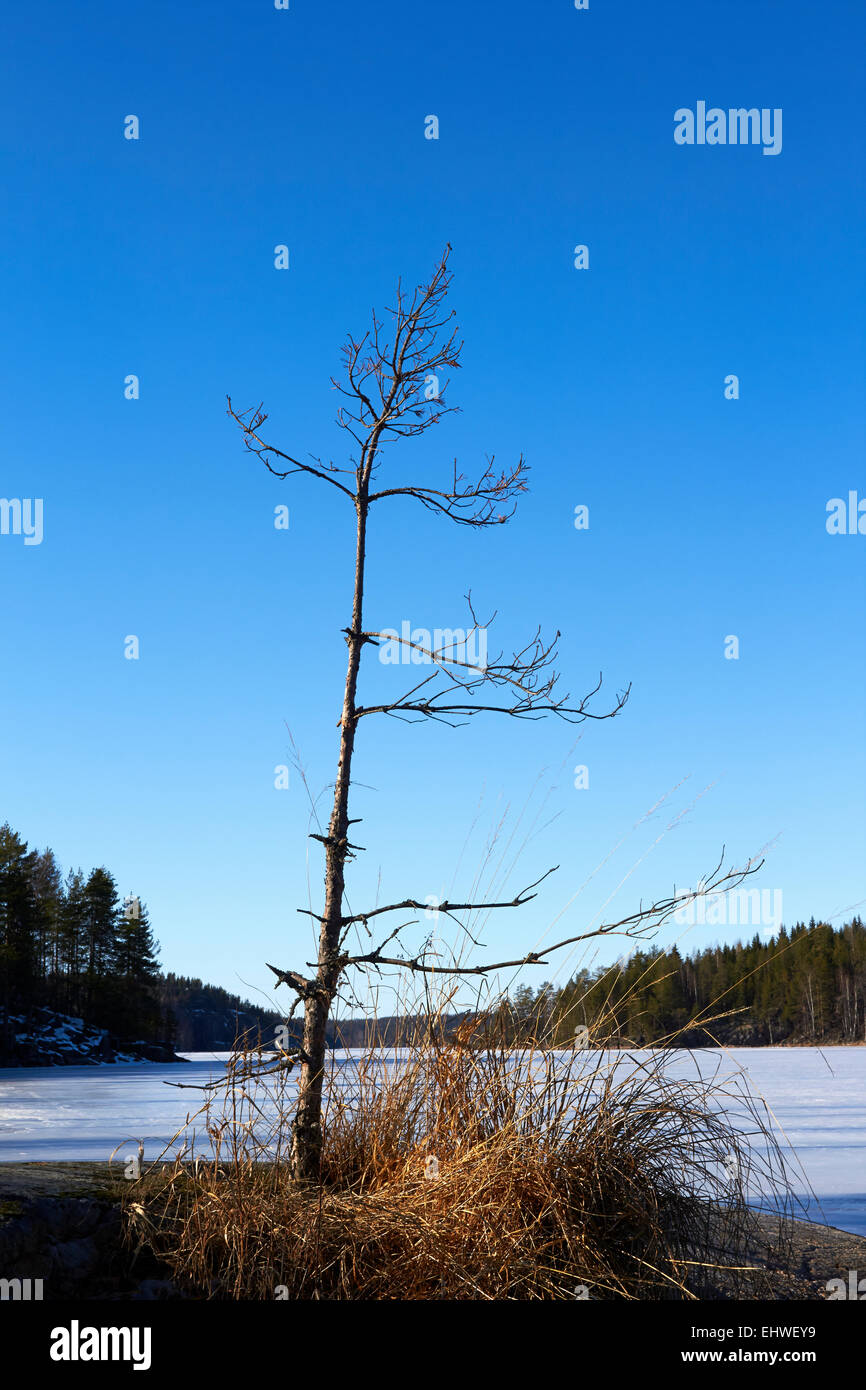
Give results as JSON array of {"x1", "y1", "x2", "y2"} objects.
[{"x1": 1, "y1": 1162, "x2": 864, "y2": 1301}]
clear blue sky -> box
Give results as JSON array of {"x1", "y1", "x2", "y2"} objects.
[{"x1": 1, "y1": 0, "x2": 864, "y2": 1017}]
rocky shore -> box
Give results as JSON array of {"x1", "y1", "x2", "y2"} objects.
[
  {"x1": 0, "y1": 1162, "x2": 864, "y2": 1301},
  {"x1": 0, "y1": 1164, "x2": 178, "y2": 1299},
  {"x1": 0, "y1": 1007, "x2": 186, "y2": 1066}
]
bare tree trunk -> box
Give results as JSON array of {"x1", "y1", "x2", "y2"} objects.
[
  {"x1": 227, "y1": 249, "x2": 755, "y2": 1188},
  {"x1": 291, "y1": 492, "x2": 368, "y2": 1182}
]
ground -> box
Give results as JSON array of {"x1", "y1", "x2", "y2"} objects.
[{"x1": 0, "y1": 1162, "x2": 863, "y2": 1300}]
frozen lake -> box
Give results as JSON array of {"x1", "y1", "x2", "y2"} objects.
[{"x1": 0, "y1": 1047, "x2": 863, "y2": 1235}]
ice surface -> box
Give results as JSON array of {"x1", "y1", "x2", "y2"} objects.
[{"x1": 0, "y1": 1046, "x2": 862, "y2": 1234}]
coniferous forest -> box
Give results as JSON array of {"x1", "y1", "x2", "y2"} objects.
[
  {"x1": 494, "y1": 919, "x2": 866, "y2": 1048},
  {"x1": 0, "y1": 823, "x2": 285, "y2": 1063},
  {"x1": 0, "y1": 822, "x2": 164, "y2": 1047}
]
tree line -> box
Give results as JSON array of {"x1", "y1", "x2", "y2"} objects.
[
  {"x1": 493, "y1": 917, "x2": 866, "y2": 1047},
  {"x1": 0, "y1": 822, "x2": 297, "y2": 1057},
  {"x1": 160, "y1": 972, "x2": 287, "y2": 1051},
  {"x1": 0, "y1": 822, "x2": 164, "y2": 1042}
]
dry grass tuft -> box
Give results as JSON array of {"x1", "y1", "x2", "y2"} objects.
[{"x1": 124, "y1": 1015, "x2": 792, "y2": 1299}]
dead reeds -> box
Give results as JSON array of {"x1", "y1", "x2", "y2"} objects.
[{"x1": 124, "y1": 1007, "x2": 793, "y2": 1300}]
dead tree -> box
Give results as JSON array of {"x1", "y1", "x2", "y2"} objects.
[{"x1": 228, "y1": 247, "x2": 758, "y2": 1183}]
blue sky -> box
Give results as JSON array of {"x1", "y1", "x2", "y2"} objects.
[{"x1": 1, "y1": 0, "x2": 864, "y2": 1017}]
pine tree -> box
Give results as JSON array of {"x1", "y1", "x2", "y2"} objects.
[
  {"x1": 81, "y1": 867, "x2": 121, "y2": 1026},
  {"x1": 58, "y1": 869, "x2": 87, "y2": 1014},
  {"x1": 29, "y1": 847, "x2": 63, "y2": 992},
  {"x1": 116, "y1": 901, "x2": 162, "y2": 1039},
  {"x1": 0, "y1": 823, "x2": 39, "y2": 1010}
]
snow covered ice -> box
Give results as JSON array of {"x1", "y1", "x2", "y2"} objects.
[{"x1": 0, "y1": 1046, "x2": 863, "y2": 1234}]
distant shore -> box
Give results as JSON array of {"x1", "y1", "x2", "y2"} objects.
[{"x1": 2, "y1": 1037, "x2": 865, "y2": 1068}]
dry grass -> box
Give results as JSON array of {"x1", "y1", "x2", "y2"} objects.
[{"x1": 123, "y1": 1013, "x2": 793, "y2": 1300}]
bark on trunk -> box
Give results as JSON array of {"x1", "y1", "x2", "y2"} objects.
[{"x1": 291, "y1": 490, "x2": 369, "y2": 1183}]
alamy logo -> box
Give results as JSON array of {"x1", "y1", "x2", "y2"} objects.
[
  {"x1": 0, "y1": 497, "x2": 43, "y2": 545},
  {"x1": 826, "y1": 491, "x2": 866, "y2": 535},
  {"x1": 826, "y1": 1270, "x2": 866, "y2": 1300},
  {"x1": 0, "y1": 1277, "x2": 43, "y2": 1300},
  {"x1": 50, "y1": 1321, "x2": 152, "y2": 1371},
  {"x1": 674, "y1": 103, "x2": 782, "y2": 156},
  {"x1": 378, "y1": 621, "x2": 487, "y2": 670},
  {"x1": 673, "y1": 887, "x2": 783, "y2": 931}
]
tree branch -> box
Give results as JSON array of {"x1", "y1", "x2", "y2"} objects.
[
  {"x1": 226, "y1": 398, "x2": 356, "y2": 499},
  {"x1": 335, "y1": 867, "x2": 558, "y2": 929},
  {"x1": 318, "y1": 855, "x2": 763, "y2": 980}
]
